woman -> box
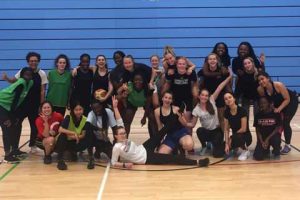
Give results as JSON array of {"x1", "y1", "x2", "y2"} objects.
[
  {"x1": 70, "y1": 54, "x2": 93, "y2": 116},
  {"x1": 111, "y1": 95, "x2": 209, "y2": 168},
  {"x1": 56, "y1": 101, "x2": 88, "y2": 170},
  {"x1": 187, "y1": 72, "x2": 232, "y2": 157},
  {"x1": 199, "y1": 53, "x2": 231, "y2": 131},
  {"x1": 163, "y1": 46, "x2": 195, "y2": 76},
  {"x1": 162, "y1": 56, "x2": 198, "y2": 132},
  {"x1": 224, "y1": 92, "x2": 252, "y2": 161},
  {"x1": 253, "y1": 97, "x2": 282, "y2": 160},
  {"x1": 46, "y1": 54, "x2": 72, "y2": 116},
  {"x1": 257, "y1": 72, "x2": 298, "y2": 154},
  {"x1": 154, "y1": 91, "x2": 194, "y2": 154},
  {"x1": 35, "y1": 101, "x2": 64, "y2": 164},
  {"x1": 92, "y1": 55, "x2": 113, "y2": 105},
  {"x1": 212, "y1": 42, "x2": 231, "y2": 68},
  {"x1": 85, "y1": 99, "x2": 118, "y2": 169},
  {"x1": 238, "y1": 57, "x2": 259, "y2": 116},
  {"x1": 117, "y1": 73, "x2": 153, "y2": 137},
  {"x1": 110, "y1": 50, "x2": 126, "y2": 91},
  {"x1": 0, "y1": 67, "x2": 33, "y2": 162}
]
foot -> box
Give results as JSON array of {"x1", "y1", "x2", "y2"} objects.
[
  {"x1": 238, "y1": 150, "x2": 250, "y2": 161},
  {"x1": 57, "y1": 160, "x2": 67, "y2": 170},
  {"x1": 70, "y1": 152, "x2": 78, "y2": 162},
  {"x1": 4, "y1": 154, "x2": 20, "y2": 163},
  {"x1": 199, "y1": 147, "x2": 207, "y2": 156},
  {"x1": 280, "y1": 145, "x2": 291, "y2": 155},
  {"x1": 198, "y1": 158, "x2": 210, "y2": 167},
  {"x1": 87, "y1": 159, "x2": 95, "y2": 169},
  {"x1": 94, "y1": 151, "x2": 101, "y2": 159},
  {"x1": 30, "y1": 146, "x2": 38, "y2": 154},
  {"x1": 206, "y1": 142, "x2": 213, "y2": 150},
  {"x1": 12, "y1": 150, "x2": 28, "y2": 157},
  {"x1": 43, "y1": 155, "x2": 52, "y2": 164}
]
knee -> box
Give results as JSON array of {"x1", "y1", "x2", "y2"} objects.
[
  {"x1": 43, "y1": 137, "x2": 55, "y2": 146},
  {"x1": 158, "y1": 145, "x2": 172, "y2": 154},
  {"x1": 196, "y1": 127, "x2": 205, "y2": 137},
  {"x1": 181, "y1": 138, "x2": 194, "y2": 151}
]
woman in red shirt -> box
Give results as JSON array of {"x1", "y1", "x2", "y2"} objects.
[{"x1": 35, "y1": 101, "x2": 64, "y2": 164}]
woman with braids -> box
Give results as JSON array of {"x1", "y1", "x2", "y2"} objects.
[
  {"x1": 257, "y1": 72, "x2": 298, "y2": 154},
  {"x1": 111, "y1": 95, "x2": 209, "y2": 169}
]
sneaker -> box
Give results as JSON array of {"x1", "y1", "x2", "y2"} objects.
[
  {"x1": 87, "y1": 159, "x2": 95, "y2": 169},
  {"x1": 57, "y1": 160, "x2": 67, "y2": 170},
  {"x1": 70, "y1": 152, "x2": 78, "y2": 162},
  {"x1": 280, "y1": 145, "x2": 291, "y2": 155},
  {"x1": 12, "y1": 150, "x2": 27, "y2": 157},
  {"x1": 94, "y1": 151, "x2": 101, "y2": 159},
  {"x1": 199, "y1": 147, "x2": 207, "y2": 156},
  {"x1": 198, "y1": 158, "x2": 210, "y2": 167},
  {"x1": 206, "y1": 142, "x2": 213, "y2": 150},
  {"x1": 30, "y1": 146, "x2": 38, "y2": 154},
  {"x1": 43, "y1": 155, "x2": 52, "y2": 164},
  {"x1": 4, "y1": 155, "x2": 20, "y2": 163},
  {"x1": 238, "y1": 150, "x2": 250, "y2": 161}
]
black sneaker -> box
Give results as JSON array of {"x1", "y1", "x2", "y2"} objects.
[
  {"x1": 57, "y1": 160, "x2": 67, "y2": 170},
  {"x1": 43, "y1": 155, "x2": 52, "y2": 165},
  {"x1": 94, "y1": 151, "x2": 101, "y2": 159},
  {"x1": 12, "y1": 150, "x2": 27, "y2": 157},
  {"x1": 70, "y1": 152, "x2": 78, "y2": 162},
  {"x1": 198, "y1": 158, "x2": 210, "y2": 167},
  {"x1": 87, "y1": 159, "x2": 95, "y2": 169},
  {"x1": 4, "y1": 155, "x2": 20, "y2": 163}
]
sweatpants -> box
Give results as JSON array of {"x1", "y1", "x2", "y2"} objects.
[{"x1": 253, "y1": 133, "x2": 281, "y2": 160}]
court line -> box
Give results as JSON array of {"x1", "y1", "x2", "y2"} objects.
[
  {"x1": 0, "y1": 140, "x2": 29, "y2": 182},
  {"x1": 96, "y1": 162, "x2": 111, "y2": 200}
]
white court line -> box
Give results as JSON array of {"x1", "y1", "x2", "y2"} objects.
[
  {"x1": 293, "y1": 123, "x2": 300, "y2": 129},
  {"x1": 96, "y1": 163, "x2": 111, "y2": 200}
]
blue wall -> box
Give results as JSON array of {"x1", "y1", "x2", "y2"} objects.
[{"x1": 0, "y1": 0, "x2": 299, "y2": 91}]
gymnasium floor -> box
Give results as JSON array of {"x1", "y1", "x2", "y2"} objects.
[{"x1": 0, "y1": 107, "x2": 300, "y2": 200}]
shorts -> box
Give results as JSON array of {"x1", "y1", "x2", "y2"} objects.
[{"x1": 162, "y1": 128, "x2": 188, "y2": 149}]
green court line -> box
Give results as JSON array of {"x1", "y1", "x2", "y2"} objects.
[{"x1": 0, "y1": 163, "x2": 19, "y2": 181}]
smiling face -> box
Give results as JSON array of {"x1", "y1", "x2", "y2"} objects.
[
  {"x1": 238, "y1": 44, "x2": 250, "y2": 58},
  {"x1": 162, "y1": 92, "x2": 173, "y2": 106},
  {"x1": 243, "y1": 58, "x2": 254, "y2": 72},
  {"x1": 113, "y1": 53, "x2": 123, "y2": 66},
  {"x1": 22, "y1": 70, "x2": 33, "y2": 82},
  {"x1": 123, "y1": 57, "x2": 134, "y2": 72},
  {"x1": 80, "y1": 56, "x2": 90, "y2": 69},
  {"x1": 258, "y1": 74, "x2": 270, "y2": 88},
  {"x1": 165, "y1": 53, "x2": 176, "y2": 65},
  {"x1": 259, "y1": 97, "x2": 270, "y2": 112},
  {"x1": 91, "y1": 102, "x2": 103, "y2": 116},
  {"x1": 216, "y1": 43, "x2": 226, "y2": 57},
  {"x1": 207, "y1": 54, "x2": 218, "y2": 71},
  {"x1": 115, "y1": 127, "x2": 127, "y2": 142},
  {"x1": 96, "y1": 56, "x2": 106, "y2": 68},
  {"x1": 176, "y1": 58, "x2": 187, "y2": 74},
  {"x1": 73, "y1": 105, "x2": 84, "y2": 119},
  {"x1": 199, "y1": 90, "x2": 209, "y2": 104},
  {"x1": 133, "y1": 74, "x2": 144, "y2": 90},
  {"x1": 150, "y1": 56, "x2": 160, "y2": 69},
  {"x1": 57, "y1": 58, "x2": 67, "y2": 71},
  {"x1": 41, "y1": 102, "x2": 52, "y2": 116},
  {"x1": 28, "y1": 56, "x2": 39, "y2": 70},
  {"x1": 224, "y1": 93, "x2": 236, "y2": 107}
]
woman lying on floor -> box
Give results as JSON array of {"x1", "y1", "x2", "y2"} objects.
[{"x1": 110, "y1": 96, "x2": 210, "y2": 169}]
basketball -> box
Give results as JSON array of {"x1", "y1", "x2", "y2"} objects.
[{"x1": 94, "y1": 89, "x2": 107, "y2": 100}]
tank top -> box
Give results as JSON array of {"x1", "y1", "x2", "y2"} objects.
[
  {"x1": 92, "y1": 68, "x2": 109, "y2": 94},
  {"x1": 159, "y1": 106, "x2": 183, "y2": 132},
  {"x1": 264, "y1": 82, "x2": 295, "y2": 108}
]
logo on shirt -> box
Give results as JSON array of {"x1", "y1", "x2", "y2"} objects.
[
  {"x1": 258, "y1": 118, "x2": 276, "y2": 126},
  {"x1": 174, "y1": 78, "x2": 188, "y2": 85}
]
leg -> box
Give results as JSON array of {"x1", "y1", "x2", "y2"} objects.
[
  {"x1": 270, "y1": 133, "x2": 281, "y2": 157},
  {"x1": 179, "y1": 135, "x2": 194, "y2": 151},
  {"x1": 122, "y1": 106, "x2": 137, "y2": 136},
  {"x1": 28, "y1": 109, "x2": 39, "y2": 147},
  {"x1": 146, "y1": 152, "x2": 197, "y2": 165},
  {"x1": 158, "y1": 144, "x2": 173, "y2": 154},
  {"x1": 217, "y1": 107, "x2": 225, "y2": 132},
  {"x1": 211, "y1": 128, "x2": 225, "y2": 158},
  {"x1": 196, "y1": 127, "x2": 210, "y2": 147},
  {"x1": 55, "y1": 133, "x2": 68, "y2": 170},
  {"x1": 42, "y1": 137, "x2": 55, "y2": 156},
  {"x1": 147, "y1": 109, "x2": 158, "y2": 138},
  {"x1": 253, "y1": 141, "x2": 266, "y2": 161}
]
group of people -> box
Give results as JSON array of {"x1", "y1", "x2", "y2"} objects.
[{"x1": 0, "y1": 41, "x2": 298, "y2": 170}]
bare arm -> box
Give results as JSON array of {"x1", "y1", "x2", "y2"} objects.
[
  {"x1": 211, "y1": 72, "x2": 232, "y2": 101},
  {"x1": 161, "y1": 81, "x2": 171, "y2": 96},
  {"x1": 40, "y1": 84, "x2": 46, "y2": 103},
  {"x1": 2, "y1": 73, "x2": 17, "y2": 83},
  {"x1": 274, "y1": 82, "x2": 290, "y2": 113},
  {"x1": 154, "y1": 108, "x2": 163, "y2": 130},
  {"x1": 186, "y1": 116, "x2": 198, "y2": 128},
  {"x1": 236, "y1": 117, "x2": 248, "y2": 133}
]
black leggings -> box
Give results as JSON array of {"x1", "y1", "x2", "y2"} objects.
[
  {"x1": 196, "y1": 127, "x2": 224, "y2": 158},
  {"x1": 0, "y1": 106, "x2": 22, "y2": 155},
  {"x1": 231, "y1": 132, "x2": 252, "y2": 150},
  {"x1": 142, "y1": 125, "x2": 197, "y2": 165},
  {"x1": 282, "y1": 94, "x2": 298, "y2": 144},
  {"x1": 253, "y1": 133, "x2": 281, "y2": 160}
]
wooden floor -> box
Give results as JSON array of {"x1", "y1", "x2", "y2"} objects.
[{"x1": 1, "y1": 107, "x2": 300, "y2": 200}]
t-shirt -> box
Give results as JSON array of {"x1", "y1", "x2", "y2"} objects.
[
  {"x1": 166, "y1": 70, "x2": 197, "y2": 102},
  {"x1": 71, "y1": 69, "x2": 93, "y2": 106},
  {"x1": 86, "y1": 108, "x2": 117, "y2": 141},
  {"x1": 254, "y1": 111, "x2": 282, "y2": 137},
  {"x1": 192, "y1": 97, "x2": 219, "y2": 130},
  {"x1": 127, "y1": 82, "x2": 147, "y2": 108},
  {"x1": 35, "y1": 112, "x2": 64, "y2": 139},
  {"x1": 111, "y1": 140, "x2": 147, "y2": 165},
  {"x1": 238, "y1": 72, "x2": 259, "y2": 100},
  {"x1": 47, "y1": 69, "x2": 72, "y2": 107},
  {"x1": 224, "y1": 106, "x2": 249, "y2": 133}
]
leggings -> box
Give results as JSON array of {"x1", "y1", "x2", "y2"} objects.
[
  {"x1": 142, "y1": 124, "x2": 197, "y2": 165},
  {"x1": 282, "y1": 94, "x2": 298, "y2": 144},
  {"x1": 253, "y1": 133, "x2": 281, "y2": 160},
  {"x1": 231, "y1": 131, "x2": 252, "y2": 150}
]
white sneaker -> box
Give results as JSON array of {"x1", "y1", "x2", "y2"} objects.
[
  {"x1": 30, "y1": 146, "x2": 38, "y2": 154},
  {"x1": 238, "y1": 150, "x2": 250, "y2": 161},
  {"x1": 199, "y1": 147, "x2": 207, "y2": 156}
]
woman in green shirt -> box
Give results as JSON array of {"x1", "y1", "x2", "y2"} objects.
[
  {"x1": 0, "y1": 67, "x2": 33, "y2": 162},
  {"x1": 46, "y1": 54, "x2": 72, "y2": 116}
]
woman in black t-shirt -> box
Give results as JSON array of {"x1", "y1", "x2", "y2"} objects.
[
  {"x1": 224, "y1": 92, "x2": 252, "y2": 161},
  {"x1": 253, "y1": 97, "x2": 282, "y2": 160}
]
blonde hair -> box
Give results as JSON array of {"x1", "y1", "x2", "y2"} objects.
[
  {"x1": 163, "y1": 45, "x2": 176, "y2": 57},
  {"x1": 243, "y1": 57, "x2": 258, "y2": 78}
]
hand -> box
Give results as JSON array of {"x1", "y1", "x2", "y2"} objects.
[
  {"x1": 3, "y1": 119, "x2": 12, "y2": 127},
  {"x1": 2, "y1": 72, "x2": 8, "y2": 81},
  {"x1": 140, "y1": 116, "x2": 146, "y2": 127},
  {"x1": 274, "y1": 108, "x2": 281, "y2": 113},
  {"x1": 71, "y1": 67, "x2": 78, "y2": 77},
  {"x1": 39, "y1": 113, "x2": 49, "y2": 122},
  {"x1": 167, "y1": 69, "x2": 175, "y2": 76},
  {"x1": 263, "y1": 139, "x2": 269, "y2": 149},
  {"x1": 125, "y1": 163, "x2": 133, "y2": 169},
  {"x1": 225, "y1": 143, "x2": 230, "y2": 155},
  {"x1": 112, "y1": 95, "x2": 119, "y2": 109},
  {"x1": 74, "y1": 133, "x2": 79, "y2": 144},
  {"x1": 187, "y1": 67, "x2": 193, "y2": 75},
  {"x1": 221, "y1": 67, "x2": 229, "y2": 76},
  {"x1": 148, "y1": 82, "x2": 155, "y2": 90},
  {"x1": 259, "y1": 53, "x2": 265, "y2": 64}
]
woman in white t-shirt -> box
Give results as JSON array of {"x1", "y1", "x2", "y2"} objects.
[
  {"x1": 187, "y1": 71, "x2": 232, "y2": 157},
  {"x1": 110, "y1": 96, "x2": 209, "y2": 169}
]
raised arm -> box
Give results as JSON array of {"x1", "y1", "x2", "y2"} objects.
[{"x1": 211, "y1": 70, "x2": 232, "y2": 101}]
